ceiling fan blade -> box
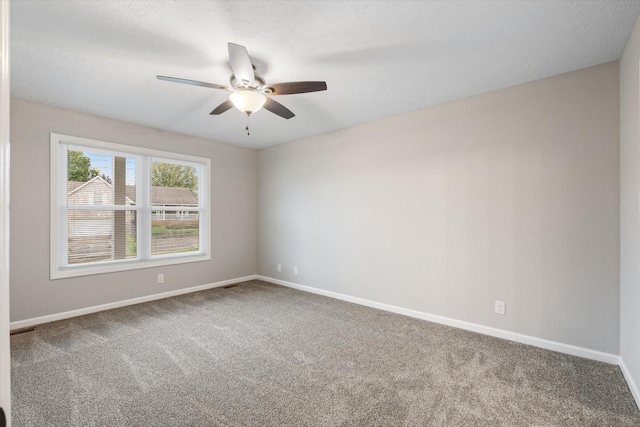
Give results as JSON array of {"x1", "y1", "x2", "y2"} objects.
[
  {"x1": 157, "y1": 75, "x2": 229, "y2": 91},
  {"x1": 268, "y1": 81, "x2": 327, "y2": 95},
  {"x1": 228, "y1": 42, "x2": 255, "y2": 85},
  {"x1": 210, "y1": 100, "x2": 234, "y2": 115},
  {"x1": 263, "y1": 97, "x2": 295, "y2": 119}
]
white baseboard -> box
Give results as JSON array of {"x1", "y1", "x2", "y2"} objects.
[
  {"x1": 10, "y1": 275, "x2": 258, "y2": 330},
  {"x1": 11, "y1": 273, "x2": 634, "y2": 406},
  {"x1": 257, "y1": 275, "x2": 620, "y2": 365},
  {"x1": 620, "y1": 357, "x2": 640, "y2": 409},
  {"x1": 11, "y1": 272, "x2": 624, "y2": 367}
]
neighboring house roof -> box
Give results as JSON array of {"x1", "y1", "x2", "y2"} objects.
[
  {"x1": 67, "y1": 181, "x2": 85, "y2": 193},
  {"x1": 150, "y1": 186, "x2": 197, "y2": 206},
  {"x1": 67, "y1": 176, "x2": 109, "y2": 196},
  {"x1": 68, "y1": 176, "x2": 197, "y2": 206},
  {"x1": 126, "y1": 185, "x2": 197, "y2": 206}
]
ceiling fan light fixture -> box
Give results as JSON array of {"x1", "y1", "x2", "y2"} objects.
[
  {"x1": 229, "y1": 90, "x2": 266, "y2": 115},
  {"x1": 157, "y1": 43, "x2": 326, "y2": 122}
]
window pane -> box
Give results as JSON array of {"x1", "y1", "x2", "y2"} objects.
[
  {"x1": 151, "y1": 219, "x2": 199, "y2": 256},
  {"x1": 67, "y1": 210, "x2": 137, "y2": 264},
  {"x1": 67, "y1": 149, "x2": 137, "y2": 206},
  {"x1": 150, "y1": 159, "x2": 200, "y2": 255},
  {"x1": 151, "y1": 160, "x2": 199, "y2": 204}
]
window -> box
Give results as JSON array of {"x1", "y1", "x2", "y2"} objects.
[
  {"x1": 92, "y1": 192, "x2": 103, "y2": 206},
  {"x1": 50, "y1": 133, "x2": 210, "y2": 279}
]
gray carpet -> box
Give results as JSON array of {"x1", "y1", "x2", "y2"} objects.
[{"x1": 10, "y1": 280, "x2": 640, "y2": 426}]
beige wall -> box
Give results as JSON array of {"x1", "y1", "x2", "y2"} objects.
[
  {"x1": 10, "y1": 98, "x2": 257, "y2": 321},
  {"x1": 620, "y1": 14, "x2": 640, "y2": 401},
  {"x1": 258, "y1": 63, "x2": 620, "y2": 353},
  {"x1": 9, "y1": 61, "x2": 624, "y2": 358}
]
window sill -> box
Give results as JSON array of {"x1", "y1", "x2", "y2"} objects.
[{"x1": 50, "y1": 253, "x2": 211, "y2": 280}]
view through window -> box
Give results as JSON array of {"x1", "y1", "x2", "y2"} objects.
[{"x1": 51, "y1": 134, "x2": 210, "y2": 279}]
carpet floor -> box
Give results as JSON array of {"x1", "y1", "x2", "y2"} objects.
[{"x1": 10, "y1": 280, "x2": 640, "y2": 426}]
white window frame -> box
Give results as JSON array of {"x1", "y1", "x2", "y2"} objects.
[{"x1": 50, "y1": 133, "x2": 211, "y2": 279}]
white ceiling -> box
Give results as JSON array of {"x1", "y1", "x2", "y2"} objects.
[{"x1": 10, "y1": 0, "x2": 640, "y2": 149}]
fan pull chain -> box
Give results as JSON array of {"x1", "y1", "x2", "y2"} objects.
[{"x1": 246, "y1": 115, "x2": 250, "y2": 136}]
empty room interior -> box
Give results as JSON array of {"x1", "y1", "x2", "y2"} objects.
[{"x1": 2, "y1": 0, "x2": 640, "y2": 425}]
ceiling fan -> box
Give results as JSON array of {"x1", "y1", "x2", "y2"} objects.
[{"x1": 157, "y1": 42, "x2": 327, "y2": 122}]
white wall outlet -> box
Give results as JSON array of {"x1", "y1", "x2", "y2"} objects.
[
  {"x1": 157, "y1": 273, "x2": 164, "y2": 284},
  {"x1": 495, "y1": 300, "x2": 506, "y2": 315},
  {"x1": 293, "y1": 266, "x2": 298, "y2": 275},
  {"x1": 277, "y1": 263, "x2": 281, "y2": 272}
]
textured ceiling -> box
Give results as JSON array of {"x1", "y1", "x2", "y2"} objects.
[{"x1": 10, "y1": 0, "x2": 640, "y2": 149}]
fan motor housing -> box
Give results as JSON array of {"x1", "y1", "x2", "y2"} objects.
[{"x1": 230, "y1": 70, "x2": 266, "y2": 92}]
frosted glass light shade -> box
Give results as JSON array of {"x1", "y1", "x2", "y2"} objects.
[{"x1": 229, "y1": 90, "x2": 266, "y2": 115}]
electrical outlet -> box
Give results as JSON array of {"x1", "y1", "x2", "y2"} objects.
[
  {"x1": 293, "y1": 266, "x2": 298, "y2": 275},
  {"x1": 157, "y1": 273, "x2": 164, "y2": 284},
  {"x1": 495, "y1": 300, "x2": 506, "y2": 315},
  {"x1": 277, "y1": 263, "x2": 281, "y2": 272}
]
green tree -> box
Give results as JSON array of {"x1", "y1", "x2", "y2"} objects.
[
  {"x1": 68, "y1": 150, "x2": 100, "y2": 182},
  {"x1": 151, "y1": 162, "x2": 198, "y2": 195},
  {"x1": 100, "y1": 173, "x2": 113, "y2": 184}
]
